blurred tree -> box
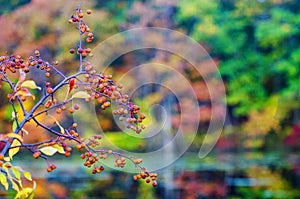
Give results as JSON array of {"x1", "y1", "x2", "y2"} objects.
[
  {"x1": 177, "y1": 0, "x2": 300, "y2": 118},
  {"x1": 0, "y1": 0, "x2": 30, "y2": 15}
]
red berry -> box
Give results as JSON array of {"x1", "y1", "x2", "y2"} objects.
[
  {"x1": 69, "y1": 48, "x2": 75, "y2": 54},
  {"x1": 152, "y1": 181, "x2": 157, "y2": 187},
  {"x1": 77, "y1": 48, "x2": 83, "y2": 54},
  {"x1": 65, "y1": 152, "x2": 71, "y2": 157},
  {"x1": 74, "y1": 104, "x2": 80, "y2": 110},
  {"x1": 37, "y1": 59, "x2": 43, "y2": 64},
  {"x1": 45, "y1": 82, "x2": 50, "y2": 87}
]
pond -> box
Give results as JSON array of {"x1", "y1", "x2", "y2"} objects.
[{"x1": 3, "y1": 150, "x2": 299, "y2": 199}]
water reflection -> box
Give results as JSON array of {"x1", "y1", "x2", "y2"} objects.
[{"x1": 5, "y1": 151, "x2": 299, "y2": 199}]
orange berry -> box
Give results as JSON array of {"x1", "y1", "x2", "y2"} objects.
[
  {"x1": 56, "y1": 108, "x2": 62, "y2": 114},
  {"x1": 33, "y1": 152, "x2": 40, "y2": 159},
  {"x1": 47, "y1": 167, "x2": 52, "y2": 172},
  {"x1": 34, "y1": 50, "x2": 40, "y2": 57},
  {"x1": 76, "y1": 144, "x2": 82, "y2": 150},
  {"x1": 66, "y1": 147, "x2": 72, "y2": 152},
  {"x1": 65, "y1": 152, "x2": 71, "y2": 157},
  {"x1": 85, "y1": 48, "x2": 91, "y2": 53},
  {"x1": 50, "y1": 164, "x2": 57, "y2": 170},
  {"x1": 86, "y1": 38, "x2": 93, "y2": 43},
  {"x1": 86, "y1": 10, "x2": 92, "y2": 14},
  {"x1": 82, "y1": 51, "x2": 87, "y2": 57},
  {"x1": 47, "y1": 87, "x2": 53, "y2": 94},
  {"x1": 68, "y1": 107, "x2": 74, "y2": 114},
  {"x1": 0, "y1": 154, "x2": 4, "y2": 161}
]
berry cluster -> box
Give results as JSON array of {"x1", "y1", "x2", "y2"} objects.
[
  {"x1": 133, "y1": 171, "x2": 158, "y2": 187},
  {"x1": 0, "y1": 5, "x2": 157, "y2": 194},
  {"x1": 81, "y1": 61, "x2": 145, "y2": 133}
]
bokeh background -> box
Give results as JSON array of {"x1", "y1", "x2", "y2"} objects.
[{"x1": 1, "y1": 0, "x2": 300, "y2": 198}]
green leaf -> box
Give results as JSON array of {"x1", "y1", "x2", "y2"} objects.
[
  {"x1": 11, "y1": 180, "x2": 20, "y2": 192},
  {"x1": 53, "y1": 144, "x2": 65, "y2": 154},
  {"x1": 23, "y1": 172, "x2": 32, "y2": 181},
  {"x1": 20, "y1": 80, "x2": 41, "y2": 90},
  {"x1": 9, "y1": 139, "x2": 21, "y2": 159},
  {"x1": 12, "y1": 167, "x2": 21, "y2": 180},
  {"x1": 14, "y1": 181, "x2": 36, "y2": 199},
  {"x1": 39, "y1": 146, "x2": 57, "y2": 156},
  {"x1": 4, "y1": 157, "x2": 11, "y2": 162},
  {"x1": 6, "y1": 133, "x2": 23, "y2": 142},
  {"x1": 0, "y1": 172, "x2": 8, "y2": 190},
  {"x1": 12, "y1": 120, "x2": 17, "y2": 133}
]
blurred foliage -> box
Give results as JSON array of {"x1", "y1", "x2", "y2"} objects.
[
  {"x1": 177, "y1": 0, "x2": 300, "y2": 117},
  {"x1": 0, "y1": 0, "x2": 30, "y2": 15},
  {"x1": 102, "y1": 132, "x2": 146, "y2": 151},
  {"x1": 0, "y1": 0, "x2": 300, "y2": 198},
  {"x1": 232, "y1": 166, "x2": 300, "y2": 199}
]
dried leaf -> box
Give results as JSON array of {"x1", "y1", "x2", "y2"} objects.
[
  {"x1": 55, "y1": 121, "x2": 65, "y2": 134},
  {"x1": 20, "y1": 80, "x2": 41, "y2": 90},
  {"x1": 68, "y1": 78, "x2": 76, "y2": 94},
  {"x1": 14, "y1": 88, "x2": 35, "y2": 100},
  {"x1": 39, "y1": 146, "x2": 57, "y2": 156},
  {"x1": 72, "y1": 91, "x2": 91, "y2": 99},
  {"x1": 48, "y1": 115, "x2": 65, "y2": 134},
  {"x1": 21, "y1": 128, "x2": 29, "y2": 135}
]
